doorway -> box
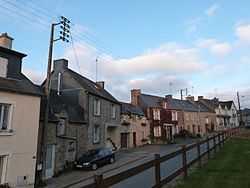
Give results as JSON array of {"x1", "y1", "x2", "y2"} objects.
[{"x1": 45, "y1": 145, "x2": 55, "y2": 179}]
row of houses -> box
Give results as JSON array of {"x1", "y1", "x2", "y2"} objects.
[{"x1": 0, "y1": 33, "x2": 239, "y2": 187}]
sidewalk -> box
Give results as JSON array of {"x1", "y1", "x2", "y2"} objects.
[{"x1": 45, "y1": 136, "x2": 206, "y2": 188}]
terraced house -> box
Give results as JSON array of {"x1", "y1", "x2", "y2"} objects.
[
  {"x1": 131, "y1": 90, "x2": 216, "y2": 140},
  {"x1": 120, "y1": 102, "x2": 150, "y2": 148},
  {"x1": 37, "y1": 59, "x2": 121, "y2": 179},
  {"x1": 0, "y1": 33, "x2": 43, "y2": 188},
  {"x1": 198, "y1": 96, "x2": 238, "y2": 131}
]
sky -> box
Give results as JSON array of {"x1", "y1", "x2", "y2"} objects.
[{"x1": 1, "y1": 0, "x2": 250, "y2": 108}]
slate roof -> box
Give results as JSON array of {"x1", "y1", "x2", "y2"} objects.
[
  {"x1": 220, "y1": 101, "x2": 233, "y2": 109},
  {"x1": 121, "y1": 102, "x2": 146, "y2": 116},
  {"x1": 139, "y1": 93, "x2": 212, "y2": 112},
  {"x1": 0, "y1": 76, "x2": 44, "y2": 96},
  {"x1": 41, "y1": 90, "x2": 86, "y2": 123},
  {"x1": 67, "y1": 69, "x2": 119, "y2": 104}
]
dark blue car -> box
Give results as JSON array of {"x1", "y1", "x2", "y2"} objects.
[{"x1": 74, "y1": 148, "x2": 115, "y2": 170}]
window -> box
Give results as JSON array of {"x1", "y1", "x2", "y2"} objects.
[
  {"x1": 0, "y1": 57, "x2": 8, "y2": 78},
  {"x1": 206, "y1": 117, "x2": 209, "y2": 124},
  {"x1": 0, "y1": 155, "x2": 7, "y2": 184},
  {"x1": 93, "y1": 99, "x2": 100, "y2": 116},
  {"x1": 0, "y1": 103, "x2": 11, "y2": 131},
  {"x1": 171, "y1": 111, "x2": 178, "y2": 121},
  {"x1": 57, "y1": 119, "x2": 65, "y2": 136},
  {"x1": 93, "y1": 125, "x2": 100, "y2": 143},
  {"x1": 163, "y1": 102, "x2": 167, "y2": 109},
  {"x1": 153, "y1": 126, "x2": 161, "y2": 137},
  {"x1": 111, "y1": 104, "x2": 116, "y2": 119},
  {"x1": 153, "y1": 109, "x2": 160, "y2": 120}
]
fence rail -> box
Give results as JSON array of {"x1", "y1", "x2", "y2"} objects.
[{"x1": 83, "y1": 132, "x2": 227, "y2": 188}]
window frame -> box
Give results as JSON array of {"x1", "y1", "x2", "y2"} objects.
[
  {"x1": 0, "y1": 100, "x2": 14, "y2": 133},
  {"x1": 153, "y1": 109, "x2": 160, "y2": 120},
  {"x1": 111, "y1": 104, "x2": 116, "y2": 119},
  {"x1": 93, "y1": 125, "x2": 100, "y2": 143},
  {"x1": 93, "y1": 98, "x2": 101, "y2": 116}
]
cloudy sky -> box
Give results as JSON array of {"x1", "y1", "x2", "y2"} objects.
[{"x1": 1, "y1": 0, "x2": 250, "y2": 107}]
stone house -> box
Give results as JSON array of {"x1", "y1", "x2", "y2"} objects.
[
  {"x1": 131, "y1": 90, "x2": 180, "y2": 140},
  {"x1": 37, "y1": 58, "x2": 121, "y2": 179},
  {"x1": 198, "y1": 96, "x2": 238, "y2": 131},
  {"x1": 130, "y1": 90, "x2": 216, "y2": 139},
  {"x1": 0, "y1": 33, "x2": 44, "y2": 188},
  {"x1": 120, "y1": 102, "x2": 150, "y2": 148}
]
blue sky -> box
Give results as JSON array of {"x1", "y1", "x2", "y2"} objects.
[{"x1": 1, "y1": 0, "x2": 250, "y2": 107}]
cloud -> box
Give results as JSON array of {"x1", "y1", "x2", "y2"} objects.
[
  {"x1": 209, "y1": 42, "x2": 231, "y2": 56},
  {"x1": 195, "y1": 38, "x2": 217, "y2": 48},
  {"x1": 185, "y1": 4, "x2": 219, "y2": 34},
  {"x1": 186, "y1": 25, "x2": 197, "y2": 35},
  {"x1": 22, "y1": 68, "x2": 45, "y2": 85},
  {"x1": 205, "y1": 4, "x2": 219, "y2": 17},
  {"x1": 235, "y1": 24, "x2": 250, "y2": 43}
]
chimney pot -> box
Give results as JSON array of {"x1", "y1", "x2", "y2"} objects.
[
  {"x1": 0, "y1": 33, "x2": 14, "y2": 49},
  {"x1": 96, "y1": 81, "x2": 105, "y2": 89},
  {"x1": 198, "y1": 96, "x2": 203, "y2": 100},
  {"x1": 186, "y1": 96, "x2": 195, "y2": 102},
  {"x1": 165, "y1": 94, "x2": 172, "y2": 99}
]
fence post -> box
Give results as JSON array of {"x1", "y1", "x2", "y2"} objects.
[
  {"x1": 218, "y1": 133, "x2": 221, "y2": 149},
  {"x1": 222, "y1": 132, "x2": 225, "y2": 147},
  {"x1": 197, "y1": 140, "x2": 201, "y2": 168},
  {"x1": 182, "y1": 146, "x2": 187, "y2": 179},
  {"x1": 154, "y1": 154, "x2": 161, "y2": 188},
  {"x1": 94, "y1": 174, "x2": 104, "y2": 188},
  {"x1": 213, "y1": 134, "x2": 216, "y2": 152},
  {"x1": 206, "y1": 137, "x2": 210, "y2": 159}
]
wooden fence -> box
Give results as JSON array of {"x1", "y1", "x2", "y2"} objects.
[
  {"x1": 83, "y1": 132, "x2": 227, "y2": 188},
  {"x1": 227, "y1": 129, "x2": 250, "y2": 139}
]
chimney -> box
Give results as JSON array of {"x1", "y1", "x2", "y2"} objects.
[
  {"x1": 186, "y1": 95, "x2": 194, "y2": 102},
  {"x1": 198, "y1": 96, "x2": 203, "y2": 101},
  {"x1": 0, "y1": 33, "x2": 14, "y2": 49},
  {"x1": 96, "y1": 81, "x2": 105, "y2": 89},
  {"x1": 53, "y1": 59, "x2": 68, "y2": 72},
  {"x1": 165, "y1": 94, "x2": 172, "y2": 100},
  {"x1": 131, "y1": 89, "x2": 141, "y2": 107}
]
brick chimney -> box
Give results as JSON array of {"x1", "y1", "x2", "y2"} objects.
[
  {"x1": 198, "y1": 96, "x2": 203, "y2": 101},
  {"x1": 165, "y1": 94, "x2": 172, "y2": 100},
  {"x1": 53, "y1": 59, "x2": 68, "y2": 72},
  {"x1": 0, "y1": 33, "x2": 14, "y2": 49},
  {"x1": 96, "y1": 81, "x2": 105, "y2": 89},
  {"x1": 186, "y1": 95, "x2": 194, "y2": 102},
  {"x1": 131, "y1": 89, "x2": 141, "y2": 107}
]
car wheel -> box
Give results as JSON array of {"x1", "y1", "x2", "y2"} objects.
[
  {"x1": 110, "y1": 157, "x2": 114, "y2": 164},
  {"x1": 92, "y1": 163, "x2": 97, "y2": 170}
]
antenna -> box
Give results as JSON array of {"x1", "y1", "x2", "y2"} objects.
[
  {"x1": 95, "y1": 56, "x2": 99, "y2": 82},
  {"x1": 169, "y1": 82, "x2": 173, "y2": 94}
]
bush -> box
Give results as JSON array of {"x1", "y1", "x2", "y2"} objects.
[{"x1": 178, "y1": 129, "x2": 191, "y2": 138}]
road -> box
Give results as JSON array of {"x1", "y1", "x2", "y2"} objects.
[{"x1": 68, "y1": 135, "x2": 221, "y2": 188}]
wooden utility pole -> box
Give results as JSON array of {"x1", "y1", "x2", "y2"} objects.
[
  {"x1": 237, "y1": 92, "x2": 243, "y2": 126},
  {"x1": 40, "y1": 16, "x2": 70, "y2": 182}
]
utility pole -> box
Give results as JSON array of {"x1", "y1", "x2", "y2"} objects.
[
  {"x1": 237, "y1": 92, "x2": 243, "y2": 126},
  {"x1": 40, "y1": 16, "x2": 70, "y2": 182},
  {"x1": 180, "y1": 88, "x2": 188, "y2": 130}
]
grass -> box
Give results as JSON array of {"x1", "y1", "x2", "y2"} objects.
[{"x1": 175, "y1": 139, "x2": 250, "y2": 188}]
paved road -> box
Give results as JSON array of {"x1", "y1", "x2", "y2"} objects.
[{"x1": 45, "y1": 134, "x2": 220, "y2": 188}]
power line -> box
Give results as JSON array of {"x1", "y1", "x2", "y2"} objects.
[{"x1": 69, "y1": 30, "x2": 82, "y2": 74}]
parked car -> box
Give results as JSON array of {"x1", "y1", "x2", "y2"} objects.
[{"x1": 74, "y1": 148, "x2": 115, "y2": 170}]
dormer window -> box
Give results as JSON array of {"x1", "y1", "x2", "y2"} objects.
[{"x1": 0, "y1": 57, "x2": 8, "y2": 78}]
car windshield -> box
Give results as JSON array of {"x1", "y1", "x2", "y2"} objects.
[{"x1": 84, "y1": 149, "x2": 99, "y2": 156}]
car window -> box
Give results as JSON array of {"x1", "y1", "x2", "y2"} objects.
[
  {"x1": 99, "y1": 149, "x2": 105, "y2": 156},
  {"x1": 84, "y1": 149, "x2": 99, "y2": 156},
  {"x1": 104, "y1": 148, "x2": 110, "y2": 155}
]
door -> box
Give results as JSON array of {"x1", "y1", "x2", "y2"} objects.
[
  {"x1": 45, "y1": 145, "x2": 55, "y2": 179},
  {"x1": 133, "y1": 132, "x2": 137, "y2": 147},
  {"x1": 121, "y1": 133, "x2": 128, "y2": 148}
]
